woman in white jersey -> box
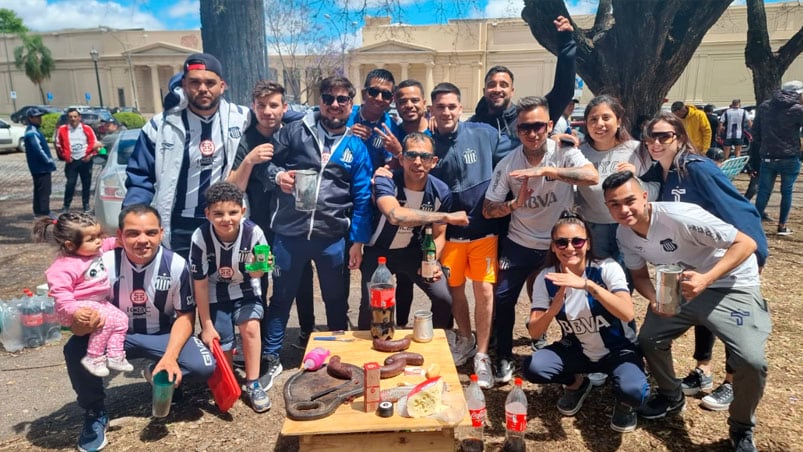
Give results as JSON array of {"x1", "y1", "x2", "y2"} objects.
[{"x1": 522, "y1": 213, "x2": 649, "y2": 433}]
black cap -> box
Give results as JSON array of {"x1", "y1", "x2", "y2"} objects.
[
  {"x1": 670, "y1": 101, "x2": 685, "y2": 112},
  {"x1": 183, "y1": 53, "x2": 224, "y2": 79},
  {"x1": 27, "y1": 107, "x2": 47, "y2": 117}
]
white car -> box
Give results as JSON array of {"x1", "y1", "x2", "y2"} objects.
[
  {"x1": 0, "y1": 118, "x2": 26, "y2": 152},
  {"x1": 93, "y1": 128, "x2": 140, "y2": 233}
]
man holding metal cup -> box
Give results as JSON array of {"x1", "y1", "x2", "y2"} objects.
[{"x1": 602, "y1": 171, "x2": 770, "y2": 452}]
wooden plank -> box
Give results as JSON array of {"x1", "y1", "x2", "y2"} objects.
[
  {"x1": 298, "y1": 428, "x2": 456, "y2": 452},
  {"x1": 281, "y1": 329, "x2": 470, "y2": 437}
]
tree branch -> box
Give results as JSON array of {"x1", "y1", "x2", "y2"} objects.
[
  {"x1": 776, "y1": 26, "x2": 803, "y2": 73},
  {"x1": 592, "y1": 0, "x2": 614, "y2": 35}
]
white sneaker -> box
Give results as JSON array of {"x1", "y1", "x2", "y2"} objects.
[
  {"x1": 81, "y1": 355, "x2": 110, "y2": 377},
  {"x1": 449, "y1": 332, "x2": 477, "y2": 367},
  {"x1": 474, "y1": 353, "x2": 493, "y2": 389},
  {"x1": 107, "y1": 355, "x2": 134, "y2": 372}
]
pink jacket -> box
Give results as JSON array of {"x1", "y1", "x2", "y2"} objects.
[{"x1": 45, "y1": 238, "x2": 117, "y2": 326}]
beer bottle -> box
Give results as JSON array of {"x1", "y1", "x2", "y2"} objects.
[{"x1": 421, "y1": 225, "x2": 437, "y2": 283}]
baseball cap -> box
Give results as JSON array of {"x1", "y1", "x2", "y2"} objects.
[
  {"x1": 183, "y1": 53, "x2": 224, "y2": 79},
  {"x1": 670, "y1": 101, "x2": 685, "y2": 112},
  {"x1": 781, "y1": 80, "x2": 803, "y2": 94},
  {"x1": 26, "y1": 107, "x2": 47, "y2": 117}
]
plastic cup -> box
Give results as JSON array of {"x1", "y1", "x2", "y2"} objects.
[
  {"x1": 152, "y1": 370, "x2": 175, "y2": 418},
  {"x1": 246, "y1": 244, "x2": 273, "y2": 272},
  {"x1": 294, "y1": 169, "x2": 318, "y2": 212}
]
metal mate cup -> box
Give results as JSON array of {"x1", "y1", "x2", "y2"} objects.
[
  {"x1": 294, "y1": 169, "x2": 318, "y2": 212},
  {"x1": 655, "y1": 264, "x2": 684, "y2": 316},
  {"x1": 412, "y1": 310, "x2": 434, "y2": 343}
]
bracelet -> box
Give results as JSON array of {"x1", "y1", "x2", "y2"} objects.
[{"x1": 508, "y1": 200, "x2": 517, "y2": 211}]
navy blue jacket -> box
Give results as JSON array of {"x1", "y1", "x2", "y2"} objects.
[
  {"x1": 641, "y1": 154, "x2": 769, "y2": 266},
  {"x1": 23, "y1": 124, "x2": 56, "y2": 175}
]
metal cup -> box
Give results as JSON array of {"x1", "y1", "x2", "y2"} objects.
[
  {"x1": 294, "y1": 169, "x2": 318, "y2": 211},
  {"x1": 412, "y1": 310, "x2": 433, "y2": 343},
  {"x1": 655, "y1": 264, "x2": 684, "y2": 315}
]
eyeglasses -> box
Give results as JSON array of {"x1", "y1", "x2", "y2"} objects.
[
  {"x1": 402, "y1": 151, "x2": 435, "y2": 163},
  {"x1": 553, "y1": 237, "x2": 587, "y2": 250},
  {"x1": 366, "y1": 86, "x2": 393, "y2": 101},
  {"x1": 644, "y1": 131, "x2": 677, "y2": 144},
  {"x1": 321, "y1": 94, "x2": 353, "y2": 105},
  {"x1": 517, "y1": 121, "x2": 549, "y2": 135}
]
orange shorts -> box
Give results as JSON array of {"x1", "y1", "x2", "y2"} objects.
[{"x1": 440, "y1": 235, "x2": 498, "y2": 287}]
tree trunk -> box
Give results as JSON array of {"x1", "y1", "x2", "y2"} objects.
[
  {"x1": 200, "y1": 0, "x2": 268, "y2": 106},
  {"x1": 745, "y1": 0, "x2": 803, "y2": 104},
  {"x1": 37, "y1": 83, "x2": 45, "y2": 104},
  {"x1": 522, "y1": 0, "x2": 732, "y2": 130}
]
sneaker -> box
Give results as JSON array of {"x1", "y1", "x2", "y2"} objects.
[
  {"x1": 730, "y1": 428, "x2": 758, "y2": 452},
  {"x1": 245, "y1": 381, "x2": 272, "y2": 413},
  {"x1": 494, "y1": 357, "x2": 515, "y2": 384},
  {"x1": 610, "y1": 402, "x2": 637, "y2": 433},
  {"x1": 474, "y1": 353, "x2": 493, "y2": 389},
  {"x1": 777, "y1": 226, "x2": 792, "y2": 236},
  {"x1": 680, "y1": 367, "x2": 713, "y2": 395},
  {"x1": 531, "y1": 333, "x2": 548, "y2": 351},
  {"x1": 258, "y1": 354, "x2": 283, "y2": 390},
  {"x1": 701, "y1": 382, "x2": 734, "y2": 411},
  {"x1": 639, "y1": 392, "x2": 685, "y2": 419},
  {"x1": 107, "y1": 355, "x2": 134, "y2": 372},
  {"x1": 77, "y1": 409, "x2": 108, "y2": 452},
  {"x1": 557, "y1": 377, "x2": 592, "y2": 416},
  {"x1": 588, "y1": 372, "x2": 608, "y2": 387},
  {"x1": 449, "y1": 332, "x2": 477, "y2": 367},
  {"x1": 81, "y1": 355, "x2": 110, "y2": 377},
  {"x1": 290, "y1": 330, "x2": 312, "y2": 351}
]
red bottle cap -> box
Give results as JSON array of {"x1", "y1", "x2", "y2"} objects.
[
  {"x1": 378, "y1": 256, "x2": 387, "y2": 264},
  {"x1": 470, "y1": 374, "x2": 478, "y2": 382}
]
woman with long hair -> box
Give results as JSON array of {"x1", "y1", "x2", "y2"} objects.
[
  {"x1": 522, "y1": 213, "x2": 648, "y2": 433},
  {"x1": 639, "y1": 111, "x2": 768, "y2": 412}
]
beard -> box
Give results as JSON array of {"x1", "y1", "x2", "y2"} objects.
[
  {"x1": 188, "y1": 94, "x2": 221, "y2": 114},
  {"x1": 321, "y1": 115, "x2": 347, "y2": 131}
]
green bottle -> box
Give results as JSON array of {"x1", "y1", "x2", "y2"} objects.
[{"x1": 421, "y1": 225, "x2": 437, "y2": 283}]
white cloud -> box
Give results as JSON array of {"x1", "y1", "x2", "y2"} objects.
[
  {"x1": 484, "y1": 0, "x2": 522, "y2": 19},
  {"x1": 0, "y1": 0, "x2": 165, "y2": 31},
  {"x1": 167, "y1": 0, "x2": 200, "y2": 19}
]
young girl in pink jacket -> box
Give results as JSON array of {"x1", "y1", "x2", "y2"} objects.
[{"x1": 35, "y1": 212, "x2": 133, "y2": 377}]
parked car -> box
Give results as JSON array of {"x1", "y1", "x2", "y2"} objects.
[
  {"x1": 0, "y1": 118, "x2": 27, "y2": 152},
  {"x1": 93, "y1": 128, "x2": 140, "y2": 232},
  {"x1": 110, "y1": 106, "x2": 140, "y2": 114},
  {"x1": 56, "y1": 108, "x2": 115, "y2": 138},
  {"x1": 10, "y1": 105, "x2": 60, "y2": 124}
]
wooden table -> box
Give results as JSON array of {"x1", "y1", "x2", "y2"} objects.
[{"x1": 280, "y1": 329, "x2": 470, "y2": 451}]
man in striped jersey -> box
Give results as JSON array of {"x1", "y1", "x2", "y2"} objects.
[
  {"x1": 124, "y1": 53, "x2": 250, "y2": 258},
  {"x1": 64, "y1": 204, "x2": 215, "y2": 452}
]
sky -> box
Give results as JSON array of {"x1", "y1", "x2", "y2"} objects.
[{"x1": 0, "y1": 0, "x2": 789, "y2": 34}]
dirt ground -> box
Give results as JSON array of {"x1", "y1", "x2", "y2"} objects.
[{"x1": 0, "y1": 164, "x2": 801, "y2": 451}]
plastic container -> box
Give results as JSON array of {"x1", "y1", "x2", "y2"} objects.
[
  {"x1": 0, "y1": 299, "x2": 23, "y2": 352},
  {"x1": 369, "y1": 257, "x2": 396, "y2": 340},
  {"x1": 152, "y1": 370, "x2": 175, "y2": 417},
  {"x1": 302, "y1": 347, "x2": 330, "y2": 371},
  {"x1": 20, "y1": 289, "x2": 44, "y2": 349},
  {"x1": 503, "y1": 378, "x2": 527, "y2": 452},
  {"x1": 206, "y1": 338, "x2": 241, "y2": 413},
  {"x1": 461, "y1": 374, "x2": 486, "y2": 451}
]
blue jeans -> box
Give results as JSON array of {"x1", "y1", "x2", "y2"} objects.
[
  {"x1": 755, "y1": 157, "x2": 800, "y2": 225},
  {"x1": 263, "y1": 234, "x2": 349, "y2": 356}
]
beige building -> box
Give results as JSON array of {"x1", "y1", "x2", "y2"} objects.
[{"x1": 0, "y1": 3, "x2": 800, "y2": 116}]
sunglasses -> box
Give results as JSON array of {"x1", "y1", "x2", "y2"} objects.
[
  {"x1": 402, "y1": 151, "x2": 435, "y2": 163},
  {"x1": 644, "y1": 131, "x2": 677, "y2": 144},
  {"x1": 553, "y1": 237, "x2": 587, "y2": 250},
  {"x1": 321, "y1": 94, "x2": 353, "y2": 105},
  {"x1": 517, "y1": 121, "x2": 549, "y2": 135},
  {"x1": 366, "y1": 86, "x2": 393, "y2": 101}
]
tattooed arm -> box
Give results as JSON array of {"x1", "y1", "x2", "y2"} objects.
[
  {"x1": 376, "y1": 195, "x2": 469, "y2": 227},
  {"x1": 510, "y1": 163, "x2": 598, "y2": 186},
  {"x1": 483, "y1": 176, "x2": 533, "y2": 218}
]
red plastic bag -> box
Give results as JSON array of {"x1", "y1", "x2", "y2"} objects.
[{"x1": 207, "y1": 338, "x2": 241, "y2": 412}]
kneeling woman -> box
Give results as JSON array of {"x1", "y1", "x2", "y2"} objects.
[{"x1": 522, "y1": 214, "x2": 649, "y2": 433}]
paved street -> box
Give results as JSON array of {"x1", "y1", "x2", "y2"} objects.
[{"x1": 0, "y1": 150, "x2": 101, "y2": 207}]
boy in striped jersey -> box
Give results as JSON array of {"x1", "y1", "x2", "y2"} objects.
[{"x1": 190, "y1": 182, "x2": 270, "y2": 413}]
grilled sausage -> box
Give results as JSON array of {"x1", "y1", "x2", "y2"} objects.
[
  {"x1": 372, "y1": 337, "x2": 411, "y2": 352},
  {"x1": 380, "y1": 352, "x2": 425, "y2": 378},
  {"x1": 325, "y1": 355, "x2": 353, "y2": 380}
]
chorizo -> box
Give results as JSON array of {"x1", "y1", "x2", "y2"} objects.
[
  {"x1": 325, "y1": 355, "x2": 353, "y2": 380},
  {"x1": 380, "y1": 352, "x2": 425, "y2": 378},
  {"x1": 372, "y1": 336, "x2": 411, "y2": 352}
]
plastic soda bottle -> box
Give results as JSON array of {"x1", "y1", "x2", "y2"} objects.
[
  {"x1": 369, "y1": 257, "x2": 396, "y2": 340},
  {"x1": 503, "y1": 377, "x2": 527, "y2": 452},
  {"x1": 20, "y1": 289, "x2": 44, "y2": 348},
  {"x1": 420, "y1": 225, "x2": 437, "y2": 283},
  {"x1": 461, "y1": 374, "x2": 486, "y2": 451},
  {"x1": 0, "y1": 299, "x2": 24, "y2": 352},
  {"x1": 40, "y1": 295, "x2": 61, "y2": 344},
  {"x1": 302, "y1": 347, "x2": 330, "y2": 371}
]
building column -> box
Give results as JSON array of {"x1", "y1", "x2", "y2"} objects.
[
  {"x1": 400, "y1": 62, "x2": 408, "y2": 81},
  {"x1": 349, "y1": 64, "x2": 360, "y2": 88},
  {"x1": 425, "y1": 62, "x2": 435, "y2": 97},
  {"x1": 150, "y1": 65, "x2": 162, "y2": 114}
]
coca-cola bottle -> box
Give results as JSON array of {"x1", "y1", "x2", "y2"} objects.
[
  {"x1": 503, "y1": 377, "x2": 527, "y2": 452},
  {"x1": 420, "y1": 225, "x2": 437, "y2": 283},
  {"x1": 40, "y1": 294, "x2": 61, "y2": 344},
  {"x1": 461, "y1": 374, "x2": 486, "y2": 452},
  {"x1": 19, "y1": 289, "x2": 44, "y2": 348},
  {"x1": 369, "y1": 257, "x2": 396, "y2": 340}
]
